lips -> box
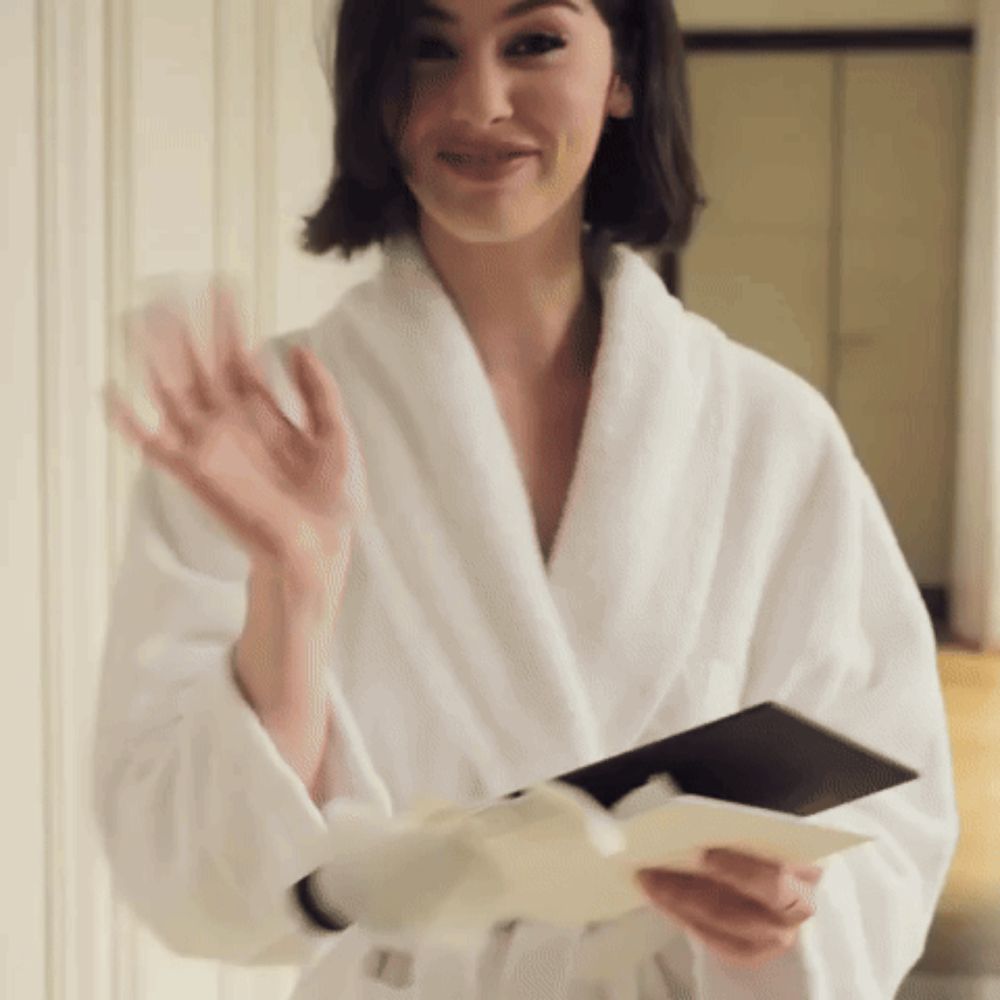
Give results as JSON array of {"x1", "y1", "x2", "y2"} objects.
[{"x1": 440, "y1": 146, "x2": 538, "y2": 164}]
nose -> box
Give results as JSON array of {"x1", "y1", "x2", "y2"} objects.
[{"x1": 445, "y1": 53, "x2": 514, "y2": 127}]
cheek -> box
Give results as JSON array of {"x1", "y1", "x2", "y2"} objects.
[
  {"x1": 541, "y1": 120, "x2": 598, "y2": 191},
  {"x1": 544, "y1": 132, "x2": 576, "y2": 188},
  {"x1": 539, "y1": 88, "x2": 606, "y2": 165},
  {"x1": 395, "y1": 121, "x2": 433, "y2": 178}
]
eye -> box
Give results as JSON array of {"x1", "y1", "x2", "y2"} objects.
[
  {"x1": 411, "y1": 33, "x2": 567, "y2": 62},
  {"x1": 412, "y1": 36, "x2": 454, "y2": 61},
  {"x1": 507, "y1": 33, "x2": 567, "y2": 57}
]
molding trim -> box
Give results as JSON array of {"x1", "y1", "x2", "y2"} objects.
[
  {"x1": 38, "y1": 0, "x2": 120, "y2": 999},
  {"x1": 104, "y1": 0, "x2": 142, "y2": 995},
  {"x1": 254, "y1": 0, "x2": 277, "y2": 348},
  {"x1": 827, "y1": 56, "x2": 845, "y2": 408},
  {"x1": 683, "y1": 27, "x2": 975, "y2": 51},
  {"x1": 36, "y1": 0, "x2": 60, "y2": 991},
  {"x1": 215, "y1": 0, "x2": 260, "y2": 328}
]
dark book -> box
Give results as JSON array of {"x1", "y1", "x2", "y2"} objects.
[{"x1": 508, "y1": 701, "x2": 919, "y2": 816}]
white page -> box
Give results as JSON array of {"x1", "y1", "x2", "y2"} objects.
[{"x1": 313, "y1": 779, "x2": 873, "y2": 939}]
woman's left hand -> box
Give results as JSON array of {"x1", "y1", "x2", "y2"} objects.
[{"x1": 635, "y1": 849, "x2": 824, "y2": 970}]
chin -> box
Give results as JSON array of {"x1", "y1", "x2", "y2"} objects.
[{"x1": 424, "y1": 205, "x2": 547, "y2": 246}]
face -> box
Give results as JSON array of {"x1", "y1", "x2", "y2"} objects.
[{"x1": 386, "y1": 0, "x2": 634, "y2": 246}]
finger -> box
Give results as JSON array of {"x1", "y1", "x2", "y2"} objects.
[
  {"x1": 690, "y1": 922, "x2": 794, "y2": 971},
  {"x1": 207, "y1": 287, "x2": 309, "y2": 442},
  {"x1": 146, "y1": 356, "x2": 200, "y2": 443},
  {"x1": 791, "y1": 862, "x2": 824, "y2": 886},
  {"x1": 654, "y1": 872, "x2": 806, "y2": 942},
  {"x1": 638, "y1": 870, "x2": 810, "y2": 941},
  {"x1": 103, "y1": 382, "x2": 154, "y2": 448},
  {"x1": 703, "y1": 848, "x2": 823, "y2": 882},
  {"x1": 136, "y1": 305, "x2": 214, "y2": 441},
  {"x1": 291, "y1": 344, "x2": 346, "y2": 442},
  {"x1": 211, "y1": 281, "x2": 258, "y2": 397},
  {"x1": 699, "y1": 849, "x2": 818, "y2": 914},
  {"x1": 663, "y1": 887, "x2": 800, "y2": 958},
  {"x1": 242, "y1": 388, "x2": 314, "y2": 483},
  {"x1": 664, "y1": 903, "x2": 794, "y2": 970},
  {"x1": 242, "y1": 347, "x2": 306, "y2": 444},
  {"x1": 103, "y1": 382, "x2": 186, "y2": 469},
  {"x1": 177, "y1": 318, "x2": 221, "y2": 412},
  {"x1": 207, "y1": 286, "x2": 311, "y2": 457},
  {"x1": 142, "y1": 303, "x2": 214, "y2": 406}
]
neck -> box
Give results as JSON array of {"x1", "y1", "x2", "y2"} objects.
[{"x1": 417, "y1": 214, "x2": 606, "y2": 385}]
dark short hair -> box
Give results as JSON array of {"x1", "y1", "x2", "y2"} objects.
[{"x1": 300, "y1": 0, "x2": 708, "y2": 261}]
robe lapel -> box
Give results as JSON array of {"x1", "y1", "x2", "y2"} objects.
[{"x1": 322, "y1": 231, "x2": 712, "y2": 796}]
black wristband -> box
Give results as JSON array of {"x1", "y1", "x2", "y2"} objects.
[{"x1": 293, "y1": 872, "x2": 353, "y2": 933}]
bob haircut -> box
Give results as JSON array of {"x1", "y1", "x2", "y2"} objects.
[{"x1": 300, "y1": 0, "x2": 708, "y2": 261}]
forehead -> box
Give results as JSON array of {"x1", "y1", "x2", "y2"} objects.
[{"x1": 414, "y1": 0, "x2": 587, "y2": 23}]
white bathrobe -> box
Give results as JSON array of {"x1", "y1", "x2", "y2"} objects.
[{"x1": 92, "y1": 230, "x2": 959, "y2": 999}]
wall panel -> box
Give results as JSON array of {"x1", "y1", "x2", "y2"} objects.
[
  {"x1": 682, "y1": 48, "x2": 971, "y2": 586},
  {"x1": 837, "y1": 52, "x2": 970, "y2": 584},
  {"x1": 682, "y1": 53, "x2": 837, "y2": 394}
]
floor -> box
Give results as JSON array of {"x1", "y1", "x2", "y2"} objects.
[
  {"x1": 898, "y1": 973, "x2": 1000, "y2": 999},
  {"x1": 904, "y1": 640, "x2": 1000, "y2": 984}
]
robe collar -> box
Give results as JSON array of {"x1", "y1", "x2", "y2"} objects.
[{"x1": 328, "y1": 228, "x2": 708, "y2": 788}]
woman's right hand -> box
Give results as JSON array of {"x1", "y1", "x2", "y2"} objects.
[{"x1": 102, "y1": 281, "x2": 365, "y2": 597}]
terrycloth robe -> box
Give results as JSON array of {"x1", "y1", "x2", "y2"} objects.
[{"x1": 92, "y1": 230, "x2": 959, "y2": 998}]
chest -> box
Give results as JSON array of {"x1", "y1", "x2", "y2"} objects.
[
  {"x1": 490, "y1": 376, "x2": 591, "y2": 564},
  {"x1": 335, "y1": 342, "x2": 750, "y2": 808}
]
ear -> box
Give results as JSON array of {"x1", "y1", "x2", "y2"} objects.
[{"x1": 607, "y1": 73, "x2": 634, "y2": 120}]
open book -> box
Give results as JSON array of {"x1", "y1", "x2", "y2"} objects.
[{"x1": 295, "y1": 702, "x2": 918, "y2": 941}]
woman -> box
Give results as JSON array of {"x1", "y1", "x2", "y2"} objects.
[{"x1": 93, "y1": 0, "x2": 959, "y2": 996}]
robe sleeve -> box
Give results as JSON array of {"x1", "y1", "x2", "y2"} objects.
[
  {"x1": 689, "y1": 400, "x2": 960, "y2": 998},
  {"x1": 91, "y1": 339, "x2": 355, "y2": 967}
]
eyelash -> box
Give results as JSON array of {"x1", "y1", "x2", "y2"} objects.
[{"x1": 412, "y1": 33, "x2": 567, "y2": 62}]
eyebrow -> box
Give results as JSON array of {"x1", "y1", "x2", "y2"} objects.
[{"x1": 415, "y1": 0, "x2": 584, "y2": 24}]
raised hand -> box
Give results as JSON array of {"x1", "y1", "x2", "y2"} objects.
[{"x1": 102, "y1": 281, "x2": 365, "y2": 594}]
